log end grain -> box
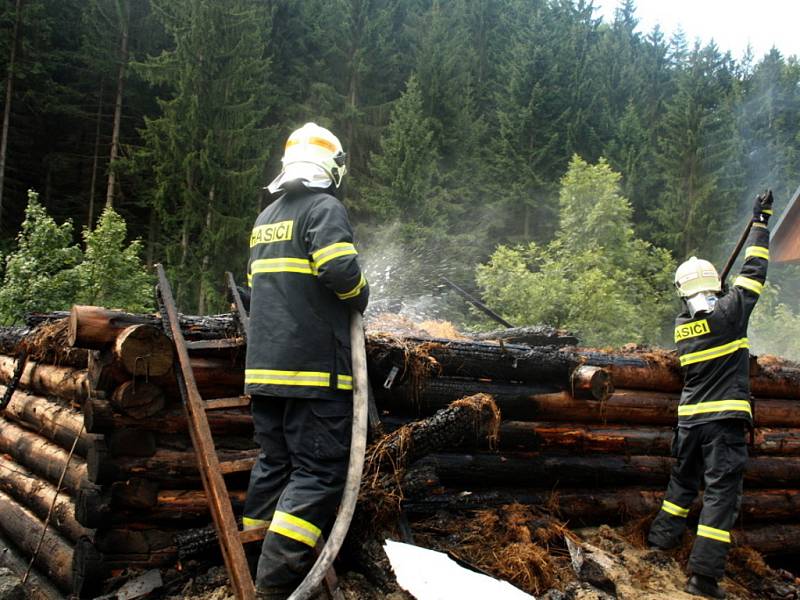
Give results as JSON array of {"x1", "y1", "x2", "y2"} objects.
[
  {"x1": 110, "y1": 381, "x2": 166, "y2": 419},
  {"x1": 113, "y1": 325, "x2": 173, "y2": 378},
  {"x1": 572, "y1": 366, "x2": 614, "y2": 401}
]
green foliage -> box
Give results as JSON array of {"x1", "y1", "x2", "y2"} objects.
[
  {"x1": 366, "y1": 75, "x2": 439, "y2": 223},
  {"x1": 749, "y1": 283, "x2": 800, "y2": 361},
  {"x1": 0, "y1": 191, "x2": 82, "y2": 323},
  {"x1": 477, "y1": 157, "x2": 676, "y2": 346},
  {"x1": 0, "y1": 193, "x2": 153, "y2": 323},
  {"x1": 74, "y1": 207, "x2": 153, "y2": 312},
  {"x1": 137, "y1": 0, "x2": 273, "y2": 313}
]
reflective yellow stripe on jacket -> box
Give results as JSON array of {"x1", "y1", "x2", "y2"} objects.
[
  {"x1": 697, "y1": 524, "x2": 731, "y2": 543},
  {"x1": 312, "y1": 242, "x2": 357, "y2": 269},
  {"x1": 269, "y1": 510, "x2": 321, "y2": 548},
  {"x1": 245, "y1": 369, "x2": 353, "y2": 390},
  {"x1": 734, "y1": 276, "x2": 764, "y2": 295},
  {"x1": 678, "y1": 399, "x2": 752, "y2": 418},
  {"x1": 337, "y1": 274, "x2": 367, "y2": 300},
  {"x1": 745, "y1": 246, "x2": 769, "y2": 260},
  {"x1": 251, "y1": 257, "x2": 314, "y2": 275},
  {"x1": 679, "y1": 338, "x2": 749, "y2": 367}
]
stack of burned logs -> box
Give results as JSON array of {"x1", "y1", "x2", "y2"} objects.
[
  {"x1": 368, "y1": 322, "x2": 800, "y2": 560},
  {"x1": 0, "y1": 308, "x2": 799, "y2": 598}
]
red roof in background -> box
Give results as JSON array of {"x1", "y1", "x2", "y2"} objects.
[{"x1": 772, "y1": 184, "x2": 800, "y2": 264}]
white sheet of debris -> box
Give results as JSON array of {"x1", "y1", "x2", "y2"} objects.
[{"x1": 383, "y1": 539, "x2": 535, "y2": 600}]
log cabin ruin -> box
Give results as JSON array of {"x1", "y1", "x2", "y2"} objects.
[{"x1": 1, "y1": 306, "x2": 800, "y2": 599}]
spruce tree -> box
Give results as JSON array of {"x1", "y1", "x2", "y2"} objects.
[
  {"x1": 137, "y1": 0, "x2": 273, "y2": 313},
  {"x1": 0, "y1": 190, "x2": 82, "y2": 323}
]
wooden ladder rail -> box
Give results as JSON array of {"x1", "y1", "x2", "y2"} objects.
[{"x1": 156, "y1": 264, "x2": 256, "y2": 600}]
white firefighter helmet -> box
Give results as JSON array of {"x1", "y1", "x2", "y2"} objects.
[
  {"x1": 267, "y1": 122, "x2": 347, "y2": 193},
  {"x1": 674, "y1": 257, "x2": 721, "y2": 297}
]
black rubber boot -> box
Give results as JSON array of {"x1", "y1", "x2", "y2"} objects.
[{"x1": 685, "y1": 574, "x2": 726, "y2": 599}]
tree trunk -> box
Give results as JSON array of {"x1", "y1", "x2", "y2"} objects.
[
  {"x1": 0, "y1": 418, "x2": 88, "y2": 491},
  {"x1": 424, "y1": 452, "x2": 800, "y2": 488},
  {"x1": 498, "y1": 421, "x2": 800, "y2": 456},
  {"x1": 366, "y1": 394, "x2": 500, "y2": 474},
  {"x1": 104, "y1": 0, "x2": 129, "y2": 208},
  {"x1": 0, "y1": 0, "x2": 23, "y2": 225},
  {"x1": 0, "y1": 355, "x2": 89, "y2": 403},
  {"x1": 404, "y1": 487, "x2": 800, "y2": 524},
  {"x1": 87, "y1": 443, "x2": 259, "y2": 485},
  {"x1": 112, "y1": 324, "x2": 173, "y2": 377},
  {"x1": 83, "y1": 398, "x2": 252, "y2": 435},
  {"x1": 0, "y1": 489, "x2": 74, "y2": 591},
  {"x1": 0, "y1": 454, "x2": 91, "y2": 542},
  {"x1": 152, "y1": 356, "x2": 244, "y2": 399},
  {"x1": 380, "y1": 383, "x2": 800, "y2": 427},
  {"x1": 0, "y1": 529, "x2": 66, "y2": 600},
  {"x1": 67, "y1": 305, "x2": 238, "y2": 347},
  {"x1": 0, "y1": 386, "x2": 90, "y2": 455},
  {"x1": 367, "y1": 335, "x2": 586, "y2": 389},
  {"x1": 735, "y1": 523, "x2": 800, "y2": 555},
  {"x1": 76, "y1": 485, "x2": 247, "y2": 528},
  {"x1": 87, "y1": 79, "x2": 104, "y2": 229},
  {"x1": 471, "y1": 326, "x2": 578, "y2": 347}
]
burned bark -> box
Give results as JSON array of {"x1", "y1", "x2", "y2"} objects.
[
  {"x1": 66, "y1": 306, "x2": 237, "y2": 348},
  {"x1": 87, "y1": 443, "x2": 259, "y2": 485},
  {"x1": 83, "y1": 398, "x2": 252, "y2": 435},
  {"x1": 424, "y1": 452, "x2": 800, "y2": 488},
  {"x1": 367, "y1": 335, "x2": 584, "y2": 387}
]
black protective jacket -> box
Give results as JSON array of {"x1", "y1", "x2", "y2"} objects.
[
  {"x1": 244, "y1": 184, "x2": 369, "y2": 401},
  {"x1": 674, "y1": 223, "x2": 769, "y2": 426}
]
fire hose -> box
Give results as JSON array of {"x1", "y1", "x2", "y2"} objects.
[{"x1": 288, "y1": 309, "x2": 369, "y2": 600}]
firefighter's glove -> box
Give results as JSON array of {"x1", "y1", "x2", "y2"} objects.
[{"x1": 753, "y1": 190, "x2": 773, "y2": 224}]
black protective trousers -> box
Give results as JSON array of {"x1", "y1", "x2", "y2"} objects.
[
  {"x1": 243, "y1": 395, "x2": 351, "y2": 589},
  {"x1": 648, "y1": 419, "x2": 748, "y2": 580}
]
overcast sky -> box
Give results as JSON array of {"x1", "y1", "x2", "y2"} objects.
[{"x1": 594, "y1": 0, "x2": 799, "y2": 61}]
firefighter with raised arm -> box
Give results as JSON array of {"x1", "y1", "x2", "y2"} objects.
[
  {"x1": 241, "y1": 123, "x2": 368, "y2": 600},
  {"x1": 647, "y1": 192, "x2": 772, "y2": 599}
]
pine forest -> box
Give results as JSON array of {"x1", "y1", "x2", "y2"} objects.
[{"x1": 0, "y1": 0, "x2": 798, "y2": 355}]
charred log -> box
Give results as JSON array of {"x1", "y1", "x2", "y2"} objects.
[
  {"x1": 470, "y1": 325, "x2": 579, "y2": 347},
  {"x1": 83, "y1": 398, "x2": 252, "y2": 435},
  {"x1": 87, "y1": 442, "x2": 259, "y2": 485},
  {"x1": 367, "y1": 335, "x2": 584, "y2": 387},
  {"x1": 424, "y1": 452, "x2": 800, "y2": 488},
  {"x1": 381, "y1": 383, "x2": 800, "y2": 427},
  {"x1": 498, "y1": 422, "x2": 800, "y2": 456},
  {"x1": 66, "y1": 306, "x2": 237, "y2": 348}
]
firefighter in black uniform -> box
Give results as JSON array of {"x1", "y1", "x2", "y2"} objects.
[
  {"x1": 648, "y1": 192, "x2": 773, "y2": 599},
  {"x1": 241, "y1": 123, "x2": 368, "y2": 600}
]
